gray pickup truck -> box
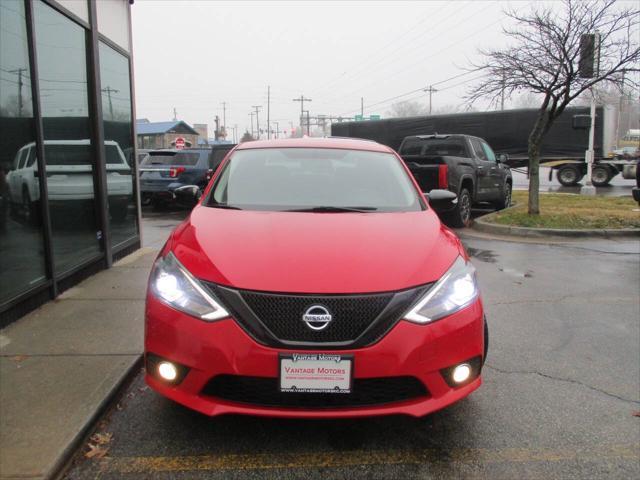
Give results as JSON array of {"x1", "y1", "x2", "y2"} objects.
[{"x1": 398, "y1": 134, "x2": 512, "y2": 228}]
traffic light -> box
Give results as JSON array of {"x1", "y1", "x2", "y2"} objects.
[{"x1": 579, "y1": 34, "x2": 599, "y2": 78}]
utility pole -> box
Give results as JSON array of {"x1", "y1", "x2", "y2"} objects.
[
  {"x1": 101, "y1": 86, "x2": 119, "y2": 119},
  {"x1": 220, "y1": 101, "x2": 227, "y2": 132},
  {"x1": 173, "y1": 107, "x2": 177, "y2": 121},
  {"x1": 361, "y1": 97, "x2": 364, "y2": 117},
  {"x1": 267, "y1": 86, "x2": 271, "y2": 139},
  {"x1": 8, "y1": 68, "x2": 26, "y2": 117},
  {"x1": 424, "y1": 86, "x2": 438, "y2": 114},
  {"x1": 292, "y1": 95, "x2": 312, "y2": 134},
  {"x1": 214, "y1": 115, "x2": 220, "y2": 141},
  {"x1": 252, "y1": 105, "x2": 262, "y2": 139},
  {"x1": 249, "y1": 112, "x2": 255, "y2": 138}
]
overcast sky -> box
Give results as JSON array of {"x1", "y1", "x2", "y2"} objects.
[{"x1": 131, "y1": 0, "x2": 638, "y2": 137}]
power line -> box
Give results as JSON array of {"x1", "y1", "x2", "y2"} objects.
[
  {"x1": 319, "y1": 7, "x2": 499, "y2": 107},
  {"x1": 309, "y1": 2, "x2": 451, "y2": 97},
  {"x1": 313, "y1": 1, "x2": 477, "y2": 102}
]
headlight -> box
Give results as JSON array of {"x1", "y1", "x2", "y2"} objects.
[
  {"x1": 404, "y1": 256, "x2": 478, "y2": 324},
  {"x1": 150, "y1": 252, "x2": 229, "y2": 321}
]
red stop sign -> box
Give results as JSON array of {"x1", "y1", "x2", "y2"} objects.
[{"x1": 175, "y1": 137, "x2": 185, "y2": 149}]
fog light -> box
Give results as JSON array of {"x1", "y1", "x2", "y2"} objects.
[
  {"x1": 452, "y1": 363, "x2": 471, "y2": 383},
  {"x1": 158, "y1": 361, "x2": 178, "y2": 381}
]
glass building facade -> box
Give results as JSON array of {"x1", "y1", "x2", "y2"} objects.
[{"x1": 0, "y1": 0, "x2": 139, "y2": 325}]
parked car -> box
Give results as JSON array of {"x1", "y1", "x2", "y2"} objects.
[
  {"x1": 144, "y1": 137, "x2": 487, "y2": 418},
  {"x1": 137, "y1": 149, "x2": 151, "y2": 165},
  {"x1": 612, "y1": 146, "x2": 640, "y2": 160},
  {"x1": 6, "y1": 140, "x2": 133, "y2": 223},
  {"x1": 139, "y1": 145, "x2": 235, "y2": 207},
  {"x1": 397, "y1": 134, "x2": 512, "y2": 228}
]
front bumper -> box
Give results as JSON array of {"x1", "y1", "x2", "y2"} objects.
[{"x1": 145, "y1": 294, "x2": 485, "y2": 418}]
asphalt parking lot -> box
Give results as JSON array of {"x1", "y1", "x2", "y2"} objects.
[{"x1": 64, "y1": 208, "x2": 640, "y2": 480}]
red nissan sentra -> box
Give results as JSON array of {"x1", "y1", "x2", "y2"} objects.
[{"x1": 145, "y1": 137, "x2": 487, "y2": 418}]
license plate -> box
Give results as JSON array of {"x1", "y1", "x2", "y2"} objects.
[{"x1": 279, "y1": 353, "x2": 353, "y2": 393}]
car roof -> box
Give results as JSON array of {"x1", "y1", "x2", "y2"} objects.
[
  {"x1": 20, "y1": 140, "x2": 120, "y2": 148},
  {"x1": 406, "y1": 134, "x2": 466, "y2": 140},
  {"x1": 235, "y1": 137, "x2": 393, "y2": 153}
]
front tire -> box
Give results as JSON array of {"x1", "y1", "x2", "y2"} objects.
[{"x1": 444, "y1": 187, "x2": 472, "y2": 228}]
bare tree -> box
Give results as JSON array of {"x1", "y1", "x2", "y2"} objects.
[
  {"x1": 386, "y1": 100, "x2": 428, "y2": 118},
  {"x1": 240, "y1": 131, "x2": 254, "y2": 143},
  {"x1": 467, "y1": 0, "x2": 639, "y2": 214}
]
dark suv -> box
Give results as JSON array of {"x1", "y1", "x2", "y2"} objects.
[{"x1": 140, "y1": 145, "x2": 235, "y2": 207}]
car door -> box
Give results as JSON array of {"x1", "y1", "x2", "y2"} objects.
[
  {"x1": 469, "y1": 138, "x2": 495, "y2": 201},
  {"x1": 479, "y1": 140, "x2": 504, "y2": 201}
]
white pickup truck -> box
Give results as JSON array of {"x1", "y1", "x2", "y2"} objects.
[{"x1": 6, "y1": 140, "x2": 133, "y2": 223}]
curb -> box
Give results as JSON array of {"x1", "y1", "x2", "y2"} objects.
[
  {"x1": 472, "y1": 208, "x2": 640, "y2": 239},
  {"x1": 50, "y1": 355, "x2": 143, "y2": 480}
]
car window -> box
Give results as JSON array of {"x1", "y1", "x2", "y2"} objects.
[
  {"x1": 209, "y1": 148, "x2": 231, "y2": 169},
  {"x1": 400, "y1": 139, "x2": 423, "y2": 155},
  {"x1": 481, "y1": 142, "x2": 497, "y2": 162},
  {"x1": 44, "y1": 144, "x2": 92, "y2": 165},
  {"x1": 209, "y1": 148, "x2": 423, "y2": 212},
  {"x1": 105, "y1": 145, "x2": 127, "y2": 165},
  {"x1": 17, "y1": 148, "x2": 29, "y2": 169},
  {"x1": 421, "y1": 138, "x2": 469, "y2": 158},
  {"x1": 470, "y1": 138, "x2": 487, "y2": 160},
  {"x1": 142, "y1": 152, "x2": 200, "y2": 166},
  {"x1": 26, "y1": 147, "x2": 37, "y2": 167}
]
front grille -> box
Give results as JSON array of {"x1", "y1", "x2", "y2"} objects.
[
  {"x1": 202, "y1": 375, "x2": 429, "y2": 408},
  {"x1": 205, "y1": 283, "x2": 431, "y2": 349},
  {"x1": 240, "y1": 291, "x2": 394, "y2": 343}
]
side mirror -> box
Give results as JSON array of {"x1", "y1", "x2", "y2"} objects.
[
  {"x1": 174, "y1": 185, "x2": 202, "y2": 207},
  {"x1": 427, "y1": 189, "x2": 457, "y2": 212},
  {"x1": 497, "y1": 153, "x2": 509, "y2": 163}
]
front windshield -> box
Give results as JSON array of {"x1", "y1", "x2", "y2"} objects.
[{"x1": 208, "y1": 148, "x2": 423, "y2": 212}]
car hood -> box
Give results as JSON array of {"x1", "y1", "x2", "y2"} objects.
[{"x1": 170, "y1": 206, "x2": 463, "y2": 294}]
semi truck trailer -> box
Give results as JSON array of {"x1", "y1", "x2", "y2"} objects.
[{"x1": 331, "y1": 106, "x2": 638, "y2": 187}]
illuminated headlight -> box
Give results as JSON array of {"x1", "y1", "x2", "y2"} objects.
[
  {"x1": 404, "y1": 256, "x2": 479, "y2": 324},
  {"x1": 150, "y1": 252, "x2": 229, "y2": 321}
]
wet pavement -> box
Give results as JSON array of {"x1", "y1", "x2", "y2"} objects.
[
  {"x1": 512, "y1": 166, "x2": 636, "y2": 197},
  {"x1": 63, "y1": 210, "x2": 640, "y2": 480}
]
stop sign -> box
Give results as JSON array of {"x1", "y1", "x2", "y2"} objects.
[{"x1": 175, "y1": 137, "x2": 185, "y2": 149}]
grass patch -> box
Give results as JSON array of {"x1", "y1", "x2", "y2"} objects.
[{"x1": 486, "y1": 190, "x2": 640, "y2": 229}]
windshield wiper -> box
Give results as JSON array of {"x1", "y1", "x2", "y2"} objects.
[
  {"x1": 284, "y1": 206, "x2": 378, "y2": 213},
  {"x1": 210, "y1": 203, "x2": 243, "y2": 210}
]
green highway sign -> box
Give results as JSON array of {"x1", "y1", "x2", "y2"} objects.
[{"x1": 353, "y1": 114, "x2": 381, "y2": 121}]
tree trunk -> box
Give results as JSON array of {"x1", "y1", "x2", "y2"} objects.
[
  {"x1": 527, "y1": 110, "x2": 549, "y2": 215},
  {"x1": 527, "y1": 140, "x2": 540, "y2": 215}
]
